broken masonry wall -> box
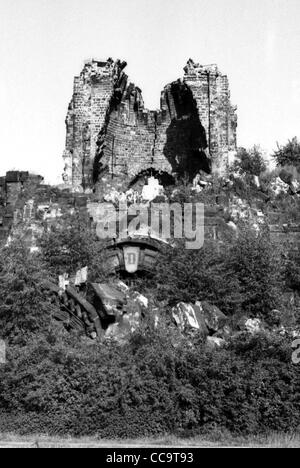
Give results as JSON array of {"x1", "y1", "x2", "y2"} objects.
[
  {"x1": 95, "y1": 74, "x2": 212, "y2": 187},
  {"x1": 267, "y1": 210, "x2": 300, "y2": 247},
  {"x1": 183, "y1": 60, "x2": 237, "y2": 175},
  {"x1": 0, "y1": 172, "x2": 44, "y2": 244},
  {"x1": 98, "y1": 106, "x2": 165, "y2": 181},
  {"x1": 1, "y1": 171, "x2": 300, "y2": 254},
  {"x1": 93, "y1": 65, "x2": 172, "y2": 185},
  {"x1": 63, "y1": 60, "x2": 121, "y2": 188},
  {"x1": 93, "y1": 75, "x2": 158, "y2": 182},
  {"x1": 93, "y1": 59, "x2": 130, "y2": 183},
  {"x1": 63, "y1": 59, "x2": 237, "y2": 190},
  {"x1": 156, "y1": 81, "x2": 211, "y2": 180}
]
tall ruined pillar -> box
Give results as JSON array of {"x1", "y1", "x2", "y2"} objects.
[
  {"x1": 62, "y1": 59, "x2": 125, "y2": 188},
  {"x1": 183, "y1": 60, "x2": 237, "y2": 176}
]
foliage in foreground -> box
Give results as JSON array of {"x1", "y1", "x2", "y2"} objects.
[
  {"x1": 138, "y1": 228, "x2": 286, "y2": 325},
  {"x1": 0, "y1": 200, "x2": 299, "y2": 438},
  {"x1": 38, "y1": 212, "x2": 110, "y2": 281},
  {"x1": 0, "y1": 321, "x2": 299, "y2": 438},
  {"x1": 0, "y1": 240, "x2": 56, "y2": 344}
]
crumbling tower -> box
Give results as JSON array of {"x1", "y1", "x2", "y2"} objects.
[
  {"x1": 62, "y1": 58, "x2": 237, "y2": 190},
  {"x1": 183, "y1": 60, "x2": 237, "y2": 175}
]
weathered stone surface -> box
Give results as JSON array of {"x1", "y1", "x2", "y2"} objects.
[
  {"x1": 206, "y1": 336, "x2": 226, "y2": 349},
  {"x1": 66, "y1": 285, "x2": 102, "y2": 337},
  {"x1": 0, "y1": 171, "x2": 44, "y2": 244},
  {"x1": 105, "y1": 310, "x2": 140, "y2": 343},
  {"x1": 197, "y1": 301, "x2": 227, "y2": 333},
  {"x1": 62, "y1": 58, "x2": 237, "y2": 190},
  {"x1": 104, "y1": 288, "x2": 151, "y2": 342},
  {"x1": 244, "y1": 318, "x2": 262, "y2": 334},
  {"x1": 90, "y1": 283, "x2": 127, "y2": 318},
  {"x1": 172, "y1": 302, "x2": 208, "y2": 336},
  {"x1": 238, "y1": 317, "x2": 263, "y2": 334}
]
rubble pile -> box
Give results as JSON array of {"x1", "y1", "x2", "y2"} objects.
[
  {"x1": 171, "y1": 301, "x2": 229, "y2": 349},
  {"x1": 44, "y1": 270, "x2": 155, "y2": 342}
]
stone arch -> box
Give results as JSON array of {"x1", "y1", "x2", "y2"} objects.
[{"x1": 128, "y1": 168, "x2": 176, "y2": 191}]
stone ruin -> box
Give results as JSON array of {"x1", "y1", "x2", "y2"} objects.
[
  {"x1": 0, "y1": 171, "x2": 44, "y2": 244},
  {"x1": 62, "y1": 58, "x2": 237, "y2": 191},
  {"x1": 1, "y1": 59, "x2": 300, "y2": 255},
  {"x1": 0, "y1": 58, "x2": 299, "y2": 343}
]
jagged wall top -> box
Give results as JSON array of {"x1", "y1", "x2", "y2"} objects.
[
  {"x1": 184, "y1": 59, "x2": 220, "y2": 76},
  {"x1": 62, "y1": 58, "x2": 237, "y2": 190},
  {"x1": 77, "y1": 58, "x2": 126, "y2": 84}
]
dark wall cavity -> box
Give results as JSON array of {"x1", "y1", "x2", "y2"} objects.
[{"x1": 163, "y1": 81, "x2": 211, "y2": 180}]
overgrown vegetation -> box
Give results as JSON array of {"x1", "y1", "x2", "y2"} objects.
[
  {"x1": 137, "y1": 227, "x2": 285, "y2": 325},
  {"x1": 0, "y1": 239, "x2": 56, "y2": 345},
  {"x1": 0, "y1": 139, "x2": 300, "y2": 437},
  {"x1": 38, "y1": 211, "x2": 110, "y2": 282},
  {"x1": 0, "y1": 321, "x2": 299, "y2": 437},
  {"x1": 232, "y1": 146, "x2": 267, "y2": 177},
  {"x1": 273, "y1": 137, "x2": 300, "y2": 169}
]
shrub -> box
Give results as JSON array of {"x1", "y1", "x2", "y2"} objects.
[
  {"x1": 141, "y1": 228, "x2": 284, "y2": 321},
  {"x1": 144, "y1": 240, "x2": 242, "y2": 315},
  {"x1": 0, "y1": 324, "x2": 298, "y2": 437},
  {"x1": 226, "y1": 227, "x2": 284, "y2": 323},
  {"x1": 38, "y1": 211, "x2": 111, "y2": 281},
  {"x1": 273, "y1": 137, "x2": 300, "y2": 169},
  {"x1": 232, "y1": 146, "x2": 267, "y2": 177},
  {"x1": 0, "y1": 239, "x2": 57, "y2": 344}
]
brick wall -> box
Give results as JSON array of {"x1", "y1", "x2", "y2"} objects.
[
  {"x1": 1, "y1": 169, "x2": 299, "y2": 252},
  {"x1": 0, "y1": 172, "x2": 44, "y2": 243},
  {"x1": 63, "y1": 59, "x2": 123, "y2": 187},
  {"x1": 63, "y1": 58, "x2": 238, "y2": 190},
  {"x1": 183, "y1": 61, "x2": 237, "y2": 175}
]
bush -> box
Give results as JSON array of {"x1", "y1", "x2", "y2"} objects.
[
  {"x1": 226, "y1": 227, "x2": 284, "y2": 322},
  {"x1": 0, "y1": 239, "x2": 57, "y2": 344},
  {"x1": 144, "y1": 240, "x2": 241, "y2": 315},
  {"x1": 273, "y1": 137, "x2": 300, "y2": 169},
  {"x1": 0, "y1": 324, "x2": 298, "y2": 437},
  {"x1": 0, "y1": 186, "x2": 297, "y2": 438},
  {"x1": 232, "y1": 146, "x2": 267, "y2": 177},
  {"x1": 140, "y1": 228, "x2": 284, "y2": 322},
  {"x1": 38, "y1": 211, "x2": 111, "y2": 281}
]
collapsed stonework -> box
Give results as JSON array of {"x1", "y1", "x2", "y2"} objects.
[
  {"x1": 1, "y1": 59, "x2": 300, "y2": 346},
  {"x1": 1, "y1": 59, "x2": 299, "y2": 266},
  {"x1": 62, "y1": 59, "x2": 237, "y2": 190},
  {"x1": 0, "y1": 171, "x2": 44, "y2": 243}
]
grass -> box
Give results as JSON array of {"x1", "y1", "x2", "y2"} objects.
[{"x1": 0, "y1": 432, "x2": 299, "y2": 448}]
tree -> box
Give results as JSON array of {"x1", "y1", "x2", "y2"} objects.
[
  {"x1": 226, "y1": 227, "x2": 284, "y2": 322},
  {"x1": 38, "y1": 211, "x2": 111, "y2": 282},
  {"x1": 232, "y1": 146, "x2": 267, "y2": 177},
  {"x1": 141, "y1": 227, "x2": 284, "y2": 322},
  {"x1": 0, "y1": 238, "x2": 57, "y2": 343},
  {"x1": 273, "y1": 137, "x2": 300, "y2": 169},
  {"x1": 143, "y1": 239, "x2": 242, "y2": 315}
]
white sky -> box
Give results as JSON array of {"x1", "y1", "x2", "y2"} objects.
[{"x1": 0, "y1": 0, "x2": 300, "y2": 184}]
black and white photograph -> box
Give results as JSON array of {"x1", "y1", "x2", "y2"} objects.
[{"x1": 0, "y1": 0, "x2": 300, "y2": 451}]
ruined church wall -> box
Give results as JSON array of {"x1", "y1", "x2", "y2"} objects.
[
  {"x1": 63, "y1": 61, "x2": 116, "y2": 187},
  {"x1": 101, "y1": 105, "x2": 158, "y2": 179},
  {"x1": 183, "y1": 62, "x2": 237, "y2": 176},
  {"x1": 63, "y1": 59, "x2": 238, "y2": 189}
]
